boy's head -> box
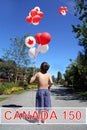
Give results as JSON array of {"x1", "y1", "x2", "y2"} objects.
[{"x1": 40, "y1": 62, "x2": 50, "y2": 73}]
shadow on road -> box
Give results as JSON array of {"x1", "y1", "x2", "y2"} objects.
[
  {"x1": 2, "y1": 104, "x2": 23, "y2": 108},
  {"x1": 51, "y1": 87, "x2": 87, "y2": 102},
  {"x1": 2, "y1": 104, "x2": 39, "y2": 124},
  {"x1": 23, "y1": 114, "x2": 39, "y2": 123}
]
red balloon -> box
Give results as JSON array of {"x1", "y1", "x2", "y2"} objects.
[
  {"x1": 26, "y1": 16, "x2": 32, "y2": 23},
  {"x1": 40, "y1": 32, "x2": 51, "y2": 45},
  {"x1": 32, "y1": 15, "x2": 41, "y2": 23},
  {"x1": 38, "y1": 12, "x2": 44, "y2": 18},
  {"x1": 34, "y1": 33, "x2": 42, "y2": 44},
  {"x1": 30, "y1": 10, "x2": 37, "y2": 17}
]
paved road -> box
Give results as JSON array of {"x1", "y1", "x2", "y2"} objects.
[{"x1": 0, "y1": 86, "x2": 87, "y2": 130}]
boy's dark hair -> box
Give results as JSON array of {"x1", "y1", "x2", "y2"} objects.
[{"x1": 40, "y1": 62, "x2": 50, "y2": 73}]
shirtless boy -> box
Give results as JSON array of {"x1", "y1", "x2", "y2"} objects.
[{"x1": 30, "y1": 62, "x2": 53, "y2": 123}]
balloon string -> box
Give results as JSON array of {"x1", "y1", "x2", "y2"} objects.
[{"x1": 33, "y1": 58, "x2": 36, "y2": 75}]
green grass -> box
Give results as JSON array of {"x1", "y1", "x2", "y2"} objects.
[
  {"x1": 0, "y1": 97, "x2": 8, "y2": 102},
  {"x1": 77, "y1": 91, "x2": 87, "y2": 97},
  {"x1": 67, "y1": 88, "x2": 87, "y2": 98}
]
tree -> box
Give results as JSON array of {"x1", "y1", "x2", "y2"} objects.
[
  {"x1": 0, "y1": 59, "x2": 16, "y2": 82},
  {"x1": 72, "y1": 0, "x2": 87, "y2": 55},
  {"x1": 64, "y1": 61, "x2": 80, "y2": 87},
  {"x1": 76, "y1": 52, "x2": 87, "y2": 87},
  {"x1": 68, "y1": 0, "x2": 87, "y2": 89},
  {"x1": 64, "y1": 55, "x2": 87, "y2": 89},
  {"x1": 56, "y1": 71, "x2": 62, "y2": 84},
  {"x1": 52, "y1": 75, "x2": 56, "y2": 84},
  {"x1": 2, "y1": 35, "x2": 30, "y2": 82}
]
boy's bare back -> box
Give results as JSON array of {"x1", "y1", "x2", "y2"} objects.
[
  {"x1": 30, "y1": 72, "x2": 53, "y2": 89},
  {"x1": 30, "y1": 62, "x2": 53, "y2": 90},
  {"x1": 37, "y1": 72, "x2": 53, "y2": 89}
]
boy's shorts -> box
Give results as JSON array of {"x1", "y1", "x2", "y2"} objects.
[{"x1": 36, "y1": 89, "x2": 51, "y2": 110}]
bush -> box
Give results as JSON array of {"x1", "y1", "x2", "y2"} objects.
[
  {"x1": 0, "y1": 82, "x2": 23, "y2": 94},
  {"x1": 28, "y1": 84, "x2": 37, "y2": 89},
  {"x1": 18, "y1": 81, "x2": 28, "y2": 90},
  {"x1": 0, "y1": 82, "x2": 18, "y2": 92},
  {"x1": 0, "y1": 81, "x2": 30, "y2": 95},
  {"x1": 4, "y1": 87, "x2": 24, "y2": 95},
  {"x1": 0, "y1": 89, "x2": 3, "y2": 95},
  {"x1": 18, "y1": 81, "x2": 24, "y2": 86}
]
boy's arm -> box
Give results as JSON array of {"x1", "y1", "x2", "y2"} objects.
[
  {"x1": 48, "y1": 75, "x2": 53, "y2": 90},
  {"x1": 30, "y1": 73, "x2": 37, "y2": 84}
]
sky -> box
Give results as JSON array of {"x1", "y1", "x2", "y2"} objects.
[{"x1": 0, "y1": 0, "x2": 82, "y2": 77}]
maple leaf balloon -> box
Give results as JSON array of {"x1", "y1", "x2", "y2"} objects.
[{"x1": 25, "y1": 36, "x2": 36, "y2": 48}]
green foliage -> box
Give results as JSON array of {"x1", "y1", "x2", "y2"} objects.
[
  {"x1": 2, "y1": 35, "x2": 31, "y2": 83},
  {"x1": 52, "y1": 75, "x2": 56, "y2": 84},
  {"x1": 0, "y1": 97, "x2": 8, "y2": 101},
  {"x1": 18, "y1": 81, "x2": 24, "y2": 86},
  {"x1": 18, "y1": 81, "x2": 28, "y2": 90},
  {"x1": 0, "y1": 89, "x2": 3, "y2": 95},
  {"x1": 72, "y1": 0, "x2": 87, "y2": 53},
  {"x1": 0, "y1": 82, "x2": 25, "y2": 95},
  {"x1": 0, "y1": 60, "x2": 16, "y2": 73},
  {"x1": 64, "y1": 57, "x2": 87, "y2": 90},
  {"x1": 4, "y1": 87, "x2": 24, "y2": 95},
  {"x1": 56, "y1": 72, "x2": 63, "y2": 84},
  {"x1": 0, "y1": 82, "x2": 18, "y2": 92},
  {"x1": 3, "y1": 36, "x2": 30, "y2": 67},
  {"x1": 64, "y1": 0, "x2": 87, "y2": 90},
  {"x1": 74, "y1": 0, "x2": 86, "y2": 15},
  {"x1": 77, "y1": 91, "x2": 87, "y2": 97},
  {"x1": 28, "y1": 84, "x2": 37, "y2": 89},
  {"x1": 65, "y1": 66, "x2": 77, "y2": 85}
]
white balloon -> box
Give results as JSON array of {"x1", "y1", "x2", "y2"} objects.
[
  {"x1": 38, "y1": 44, "x2": 49, "y2": 53},
  {"x1": 25, "y1": 36, "x2": 36, "y2": 48},
  {"x1": 61, "y1": 10, "x2": 66, "y2": 16},
  {"x1": 34, "y1": 6, "x2": 40, "y2": 12},
  {"x1": 28, "y1": 47, "x2": 39, "y2": 58},
  {"x1": 32, "y1": 21, "x2": 39, "y2": 25}
]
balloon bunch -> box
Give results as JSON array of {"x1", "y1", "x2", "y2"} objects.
[
  {"x1": 26, "y1": 6, "x2": 44, "y2": 25},
  {"x1": 35, "y1": 32, "x2": 51, "y2": 53},
  {"x1": 25, "y1": 32, "x2": 51, "y2": 58},
  {"x1": 58, "y1": 6, "x2": 68, "y2": 16}
]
